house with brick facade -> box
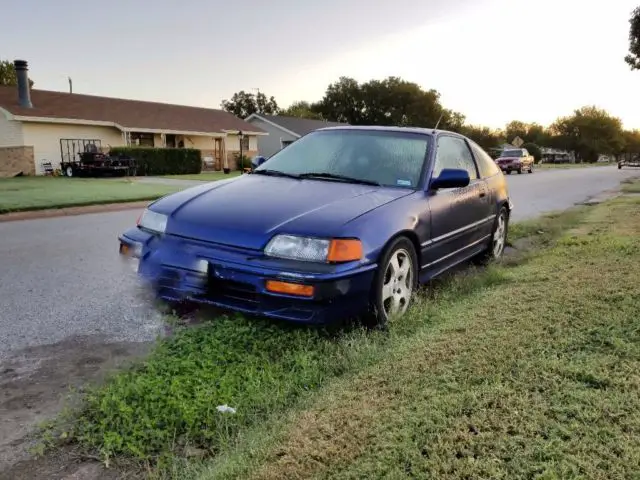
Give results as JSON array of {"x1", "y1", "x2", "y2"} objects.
[{"x1": 0, "y1": 60, "x2": 266, "y2": 176}]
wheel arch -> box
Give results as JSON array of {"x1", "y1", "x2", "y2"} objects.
[{"x1": 378, "y1": 229, "x2": 422, "y2": 267}]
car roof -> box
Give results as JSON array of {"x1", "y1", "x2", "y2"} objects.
[{"x1": 315, "y1": 125, "x2": 466, "y2": 138}]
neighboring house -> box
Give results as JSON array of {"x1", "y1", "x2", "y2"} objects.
[
  {"x1": 0, "y1": 60, "x2": 266, "y2": 176},
  {"x1": 540, "y1": 147, "x2": 574, "y2": 164},
  {"x1": 244, "y1": 113, "x2": 348, "y2": 158}
]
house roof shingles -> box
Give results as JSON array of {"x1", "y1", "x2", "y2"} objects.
[
  {"x1": 0, "y1": 86, "x2": 264, "y2": 134},
  {"x1": 256, "y1": 114, "x2": 348, "y2": 136}
]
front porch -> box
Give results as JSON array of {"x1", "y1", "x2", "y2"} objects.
[{"x1": 122, "y1": 129, "x2": 261, "y2": 172}]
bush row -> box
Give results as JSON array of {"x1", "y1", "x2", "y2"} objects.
[{"x1": 109, "y1": 147, "x2": 202, "y2": 176}]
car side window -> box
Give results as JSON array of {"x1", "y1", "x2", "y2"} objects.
[
  {"x1": 469, "y1": 140, "x2": 501, "y2": 178},
  {"x1": 432, "y1": 135, "x2": 478, "y2": 181}
]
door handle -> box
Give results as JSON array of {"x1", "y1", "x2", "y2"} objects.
[{"x1": 479, "y1": 191, "x2": 486, "y2": 198}]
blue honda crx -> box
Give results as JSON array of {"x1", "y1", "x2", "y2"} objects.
[{"x1": 119, "y1": 126, "x2": 513, "y2": 327}]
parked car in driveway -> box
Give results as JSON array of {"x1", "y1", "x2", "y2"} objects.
[
  {"x1": 496, "y1": 148, "x2": 535, "y2": 174},
  {"x1": 118, "y1": 126, "x2": 513, "y2": 327}
]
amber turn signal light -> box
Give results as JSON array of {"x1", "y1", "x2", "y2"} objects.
[
  {"x1": 327, "y1": 239, "x2": 363, "y2": 262},
  {"x1": 266, "y1": 280, "x2": 315, "y2": 297}
]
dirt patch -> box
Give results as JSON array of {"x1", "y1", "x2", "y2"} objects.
[{"x1": 0, "y1": 335, "x2": 152, "y2": 479}]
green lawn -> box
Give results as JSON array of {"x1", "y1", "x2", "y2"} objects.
[
  {"x1": 162, "y1": 171, "x2": 242, "y2": 182},
  {"x1": 537, "y1": 161, "x2": 614, "y2": 169},
  {"x1": 41, "y1": 181, "x2": 640, "y2": 479},
  {"x1": 0, "y1": 177, "x2": 183, "y2": 213}
]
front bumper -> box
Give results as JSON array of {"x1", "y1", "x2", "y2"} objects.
[
  {"x1": 498, "y1": 162, "x2": 520, "y2": 172},
  {"x1": 118, "y1": 228, "x2": 377, "y2": 324}
]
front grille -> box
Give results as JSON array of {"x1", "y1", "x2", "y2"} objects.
[{"x1": 204, "y1": 275, "x2": 259, "y2": 307}]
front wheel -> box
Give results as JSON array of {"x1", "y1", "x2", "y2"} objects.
[{"x1": 366, "y1": 237, "x2": 418, "y2": 328}]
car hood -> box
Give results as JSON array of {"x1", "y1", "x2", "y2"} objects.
[{"x1": 152, "y1": 175, "x2": 413, "y2": 250}]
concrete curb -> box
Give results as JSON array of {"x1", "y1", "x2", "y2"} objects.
[{"x1": 0, "y1": 201, "x2": 150, "y2": 223}]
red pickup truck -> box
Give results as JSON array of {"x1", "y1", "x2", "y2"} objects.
[{"x1": 496, "y1": 148, "x2": 535, "y2": 174}]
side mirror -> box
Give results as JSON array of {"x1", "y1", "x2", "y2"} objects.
[
  {"x1": 430, "y1": 168, "x2": 470, "y2": 190},
  {"x1": 251, "y1": 155, "x2": 266, "y2": 171}
]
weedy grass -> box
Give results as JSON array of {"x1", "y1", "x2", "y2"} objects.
[{"x1": 44, "y1": 181, "x2": 640, "y2": 480}]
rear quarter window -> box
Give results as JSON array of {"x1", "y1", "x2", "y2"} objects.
[{"x1": 469, "y1": 141, "x2": 501, "y2": 178}]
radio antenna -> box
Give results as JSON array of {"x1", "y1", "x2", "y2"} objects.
[{"x1": 433, "y1": 113, "x2": 444, "y2": 132}]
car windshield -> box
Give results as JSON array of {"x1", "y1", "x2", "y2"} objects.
[
  {"x1": 254, "y1": 129, "x2": 430, "y2": 188},
  {"x1": 502, "y1": 150, "x2": 523, "y2": 157}
]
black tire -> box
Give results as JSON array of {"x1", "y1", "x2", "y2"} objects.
[
  {"x1": 517, "y1": 167, "x2": 522, "y2": 174},
  {"x1": 528, "y1": 164, "x2": 534, "y2": 173},
  {"x1": 476, "y1": 206, "x2": 509, "y2": 264},
  {"x1": 364, "y1": 237, "x2": 418, "y2": 329}
]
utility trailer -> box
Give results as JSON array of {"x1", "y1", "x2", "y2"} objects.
[{"x1": 59, "y1": 139, "x2": 137, "y2": 177}]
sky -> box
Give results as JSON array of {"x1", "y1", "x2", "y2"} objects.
[{"x1": 1, "y1": 0, "x2": 638, "y2": 130}]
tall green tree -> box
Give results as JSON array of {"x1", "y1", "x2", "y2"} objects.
[
  {"x1": 281, "y1": 100, "x2": 323, "y2": 120},
  {"x1": 625, "y1": 6, "x2": 640, "y2": 70},
  {"x1": 460, "y1": 124, "x2": 505, "y2": 151},
  {"x1": 504, "y1": 120, "x2": 550, "y2": 145},
  {"x1": 221, "y1": 90, "x2": 279, "y2": 119},
  {"x1": 550, "y1": 106, "x2": 625, "y2": 162},
  {"x1": 0, "y1": 60, "x2": 34, "y2": 87},
  {"x1": 314, "y1": 76, "x2": 465, "y2": 130}
]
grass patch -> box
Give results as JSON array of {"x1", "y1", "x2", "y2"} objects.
[
  {"x1": 0, "y1": 177, "x2": 182, "y2": 213},
  {"x1": 161, "y1": 172, "x2": 242, "y2": 182},
  {"x1": 621, "y1": 178, "x2": 640, "y2": 193},
  {"x1": 537, "y1": 162, "x2": 613, "y2": 169},
  {"x1": 44, "y1": 181, "x2": 640, "y2": 479}
]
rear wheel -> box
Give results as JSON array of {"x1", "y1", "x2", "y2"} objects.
[
  {"x1": 65, "y1": 166, "x2": 74, "y2": 177},
  {"x1": 528, "y1": 163, "x2": 534, "y2": 173},
  {"x1": 366, "y1": 237, "x2": 418, "y2": 328},
  {"x1": 477, "y1": 206, "x2": 509, "y2": 264},
  {"x1": 517, "y1": 167, "x2": 523, "y2": 174}
]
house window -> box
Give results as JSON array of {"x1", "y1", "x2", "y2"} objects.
[
  {"x1": 165, "y1": 134, "x2": 176, "y2": 148},
  {"x1": 281, "y1": 139, "x2": 294, "y2": 149},
  {"x1": 241, "y1": 136, "x2": 250, "y2": 151},
  {"x1": 129, "y1": 132, "x2": 154, "y2": 147}
]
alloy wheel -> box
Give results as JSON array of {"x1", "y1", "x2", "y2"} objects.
[
  {"x1": 381, "y1": 248, "x2": 414, "y2": 321},
  {"x1": 493, "y1": 212, "x2": 507, "y2": 258}
]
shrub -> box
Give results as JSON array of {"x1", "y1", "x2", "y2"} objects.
[
  {"x1": 522, "y1": 142, "x2": 542, "y2": 164},
  {"x1": 109, "y1": 147, "x2": 202, "y2": 176}
]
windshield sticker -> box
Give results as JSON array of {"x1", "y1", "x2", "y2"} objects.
[{"x1": 396, "y1": 179, "x2": 412, "y2": 186}]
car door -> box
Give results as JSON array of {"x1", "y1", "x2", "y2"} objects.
[{"x1": 422, "y1": 135, "x2": 491, "y2": 271}]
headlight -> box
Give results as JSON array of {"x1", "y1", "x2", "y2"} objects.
[
  {"x1": 137, "y1": 209, "x2": 168, "y2": 234},
  {"x1": 265, "y1": 235, "x2": 330, "y2": 262},
  {"x1": 264, "y1": 235, "x2": 363, "y2": 263}
]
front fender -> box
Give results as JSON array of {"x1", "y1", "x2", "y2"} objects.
[{"x1": 341, "y1": 191, "x2": 428, "y2": 264}]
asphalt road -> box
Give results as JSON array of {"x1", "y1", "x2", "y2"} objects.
[{"x1": 0, "y1": 165, "x2": 638, "y2": 357}]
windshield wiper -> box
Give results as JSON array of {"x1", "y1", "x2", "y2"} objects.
[
  {"x1": 298, "y1": 172, "x2": 381, "y2": 186},
  {"x1": 252, "y1": 169, "x2": 301, "y2": 179}
]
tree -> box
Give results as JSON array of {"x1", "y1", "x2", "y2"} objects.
[
  {"x1": 0, "y1": 60, "x2": 34, "y2": 87},
  {"x1": 281, "y1": 100, "x2": 323, "y2": 120},
  {"x1": 220, "y1": 90, "x2": 279, "y2": 118},
  {"x1": 550, "y1": 106, "x2": 625, "y2": 162},
  {"x1": 505, "y1": 120, "x2": 550, "y2": 145},
  {"x1": 314, "y1": 76, "x2": 465, "y2": 130},
  {"x1": 625, "y1": 6, "x2": 640, "y2": 70},
  {"x1": 460, "y1": 124, "x2": 505, "y2": 151}
]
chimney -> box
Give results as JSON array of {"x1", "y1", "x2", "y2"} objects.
[{"x1": 14, "y1": 60, "x2": 33, "y2": 108}]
